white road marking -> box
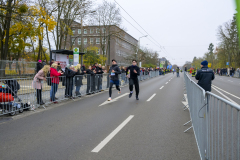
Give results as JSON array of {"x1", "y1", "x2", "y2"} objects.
[
  {"x1": 228, "y1": 80, "x2": 233, "y2": 82},
  {"x1": 99, "y1": 93, "x2": 129, "y2": 107},
  {"x1": 160, "y1": 86, "x2": 164, "y2": 90},
  {"x1": 91, "y1": 115, "x2": 134, "y2": 153},
  {"x1": 166, "y1": 82, "x2": 168, "y2": 84},
  {"x1": 147, "y1": 93, "x2": 156, "y2": 102},
  {"x1": 169, "y1": 80, "x2": 171, "y2": 81},
  {"x1": 212, "y1": 85, "x2": 240, "y2": 100},
  {"x1": 212, "y1": 86, "x2": 238, "y2": 105}
]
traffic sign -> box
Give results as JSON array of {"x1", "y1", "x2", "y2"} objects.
[
  {"x1": 208, "y1": 63, "x2": 212, "y2": 68},
  {"x1": 73, "y1": 48, "x2": 79, "y2": 65}
]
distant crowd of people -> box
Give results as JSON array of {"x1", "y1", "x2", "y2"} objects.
[{"x1": 216, "y1": 67, "x2": 237, "y2": 77}]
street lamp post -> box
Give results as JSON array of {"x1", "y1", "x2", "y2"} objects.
[{"x1": 136, "y1": 35, "x2": 147, "y2": 67}]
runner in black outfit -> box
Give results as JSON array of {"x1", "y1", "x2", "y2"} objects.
[
  {"x1": 108, "y1": 59, "x2": 121, "y2": 101},
  {"x1": 126, "y1": 60, "x2": 140, "y2": 100}
]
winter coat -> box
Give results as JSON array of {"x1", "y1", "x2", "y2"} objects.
[
  {"x1": 109, "y1": 64, "x2": 121, "y2": 81},
  {"x1": 75, "y1": 69, "x2": 84, "y2": 86},
  {"x1": 62, "y1": 68, "x2": 76, "y2": 86},
  {"x1": 126, "y1": 65, "x2": 140, "y2": 79},
  {"x1": 36, "y1": 62, "x2": 43, "y2": 73},
  {"x1": 32, "y1": 70, "x2": 45, "y2": 89},
  {"x1": 50, "y1": 67, "x2": 61, "y2": 84},
  {"x1": 195, "y1": 66, "x2": 215, "y2": 92}
]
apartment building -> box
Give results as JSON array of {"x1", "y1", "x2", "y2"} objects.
[{"x1": 61, "y1": 21, "x2": 138, "y2": 66}]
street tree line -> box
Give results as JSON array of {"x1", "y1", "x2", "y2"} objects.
[
  {"x1": 0, "y1": 0, "x2": 127, "y2": 76},
  {"x1": 190, "y1": 14, "x2": 240, "y2": 69}
]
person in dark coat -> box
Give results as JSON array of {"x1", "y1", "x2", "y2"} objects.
[
  {"x1": 42, "y1": 59, "x2": 47, "y2": 66},
  {"x1": 96, "y1": 64, "x2": 104, "y2": 91},
  {"x1": 36, "y1": 60, "x2": 43, "y2": 73},
  {"x1": 195, "y1": 60, "x2": 215, "y2": 92},
  {"x1": 75, "y1": 64, "x2": 86, "y2": 96},
  {"x1": 63, "y1": 65, "x2": 76, "y2": 98},
  {"x1": 86, "y1": 66, "x2": 96, "y2": 95}
]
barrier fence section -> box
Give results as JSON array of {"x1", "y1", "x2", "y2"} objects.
[
  {"x1": 184, "y1": 73, "x2": 240, "y2": 160},
  {"x1": 0, "y1": 71, "x2": 160, "y2": 116}
]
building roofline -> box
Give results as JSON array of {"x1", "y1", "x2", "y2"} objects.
[{"x1": 72, "y1": 21, "x2": 138, "y2": 42}]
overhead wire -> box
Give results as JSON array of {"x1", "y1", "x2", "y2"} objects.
[{"x1": 113, "y1": 0, "x2": 173, "y2": 59}]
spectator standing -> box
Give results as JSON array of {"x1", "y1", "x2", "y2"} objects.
[
  {"x1": 50, "y1": 63, "x2": 63, "y2": 103},
  {"x1": 42, "y1": 59, "x2": 47, "y2": 66},
  {"x1": 32, "y1": 65, "x2": 50, "y2": 105},
  {"x1": 64, "y1": 65, "x2": 76, "y2": 98},
  {"x1": 75, "y1": 64, "x2": 85, "y2": 97},
  {"x1": 36, "y1": 60, "x2": 43, "y2": 73},
  {"x1": 195, "y1": 60, "x2": 215, "y2": 92}
]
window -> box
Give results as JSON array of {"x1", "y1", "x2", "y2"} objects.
[
  {"x1": 84, "y1": 38, "x2": 87, "y2": 45},
  {"x1": 96, "y1": 28, "x2": 100, "y2": 34},
  {"x1": 102, "y1": 28, "x2": 106, "y2": 33},
  {"x1": 97, "y1": 49, "x2": 100, "y2": 55},
  {"x1": 90, "y1": 38, "x2": 94, "y2": 44},
  {"x1": 84, "y1": 29, "x2": 87, "y2": 34},
  {"x1": 90, "y1": 29, "x2": 94, "y2": 34},
  {"x1": 78, "y1": 38, "x2": 81, "y2": 45},
  {"x1": 72, "y1": 29, "x2": 75, "y2": 34},
  {"x1": 96, "y1": 38, "x2": 100, "y2": 44},
  {"x1": 78, "y1": 29, "x2": 81, "y2": 34},
  {"x1": 102, "y1": 38, "x2": 106, "y2": 44},
  {"x1": 72, "y1": 38, "x2": 75, "y2": 45}
]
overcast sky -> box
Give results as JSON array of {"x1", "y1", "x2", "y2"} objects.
[{"x1": 95, "y1": 0, "x2": 236, "y2": 66}]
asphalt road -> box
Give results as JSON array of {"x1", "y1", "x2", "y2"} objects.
[
  {"x1": 190, "y1": 74, "x2": 240, "y2": 105},
  {"x1": 0, "y1": 73, "x2": 200, "y2": 160}
]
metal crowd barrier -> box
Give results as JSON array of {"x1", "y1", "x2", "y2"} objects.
[
  {"x1": 184, "y1": 72, "x2": 240, "y2": 160},
  {"x1": 0, "y1": 71, "x2": 161, "y2": 116}
]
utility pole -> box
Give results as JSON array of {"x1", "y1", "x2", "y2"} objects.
[{"x1": 137, "y1": 35, "x2": 147, "y2": 67}]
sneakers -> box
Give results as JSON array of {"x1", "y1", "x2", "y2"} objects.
[
  {"x1": 118, "y1": 88, "x2": 121, "y2": 94},
  {"x1": 129, "y1": 93, "x2": 132, "y2": 98},
  {"x1": 136, "y1": 96, "x2": 139, "y2": 100},
  {"x1": 108, "y1": 98, "x2": 112, "y2": 101}
]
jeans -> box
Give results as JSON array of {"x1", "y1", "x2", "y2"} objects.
[
  {"x1": 51, "y1": 83, "x2": 58, "y2": 101},
  {"x1": 177, "y1": 72, "x2": 179, "y2": 77},
  {"x1": 76, "y1": 85, "x2": 81, "y2": 93}
]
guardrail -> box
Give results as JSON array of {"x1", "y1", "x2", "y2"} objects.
[
  {"x1": 0, "y1": 71, "x2": 160, "y2": 116},
  {"x1": 184, "y1": 72, "x2": 240, "y2": 160}
]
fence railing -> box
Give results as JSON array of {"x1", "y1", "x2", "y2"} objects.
[
  {"x1": 184, "y1": 72, "x2": 240, "y2": 160},
  {"x1": 0, "y1": 60, "x2": 37, "y2": 78},
  {"x1": 0, "y1": 71, "x2": 160, "y2": 116}
]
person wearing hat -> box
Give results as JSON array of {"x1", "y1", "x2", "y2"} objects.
[
  {"x1": 195, "y1": 60, "x2": 215, "y2": 92},
  {"x1": 36, "y1": 60, "x2": 43, "y2": 74}
]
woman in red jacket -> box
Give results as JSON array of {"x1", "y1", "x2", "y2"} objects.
[{"x1": 50, "y1": 63, "x2": 63, "y2": 103}]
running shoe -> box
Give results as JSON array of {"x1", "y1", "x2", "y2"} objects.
[
  {"x1": 129, "y1": 93, "x2": 132, "y2": 98},
  {"x1": 118, "y1": 88, "x2": 121, "y2": 94},
  {"x1": 108, "y1": 98, "x2": 112, "y2": 101}
]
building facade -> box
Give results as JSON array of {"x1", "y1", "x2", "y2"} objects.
[{"x1": 61, "y1": 21, "x2": 138, "y2": 66}]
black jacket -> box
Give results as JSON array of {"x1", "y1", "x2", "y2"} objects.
[
  {"x1": 126, "y1": 65, "x2": 140, "y2": 79},
  {"x1": 75, "y1": 69, "x2": 84, "y2": 86},
  {"x1": 195, "y1": 66, "x2": 215, "y2": 92},
  {"x1": 109, "y1": 65, "x2": 121, "y2": 81},
  {"x1": 36, "y1": 62, "x2": 43, "y2": 73},
  {"x1": 62, "y1": 68, "x2": 76, "y2": 86}
]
